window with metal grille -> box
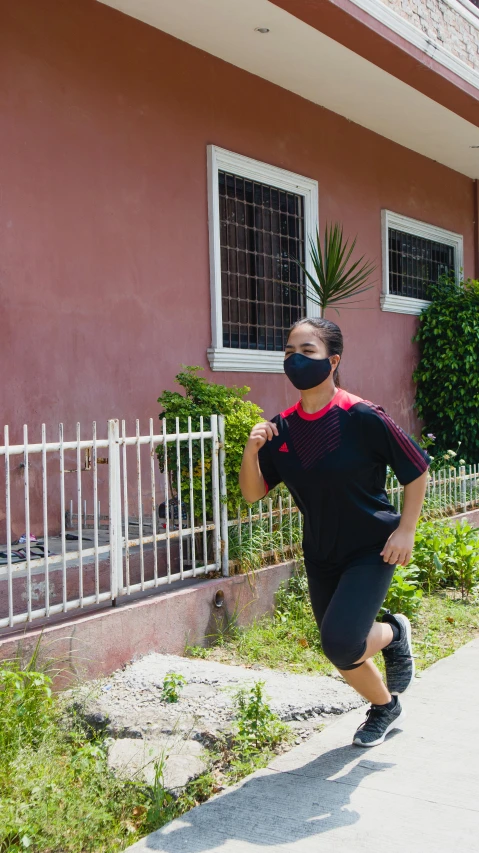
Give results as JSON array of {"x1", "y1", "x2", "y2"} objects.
[
  {"x1": 219, "y1": 171, "x2": 306, "y2": 351},
  {"x1": 388, "y1": 228, "x2": 456, "y2": 301},
  {"x1": 381, "y1": 211, "x2": 463, "y2": 316}
]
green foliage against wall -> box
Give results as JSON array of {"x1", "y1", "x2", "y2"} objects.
[
  {"x1": 413, "y1": 278, "x2": 479, "y2": 462},
  {"x1": 157, "y1": 367, "x2": 263, "y2": 519}
]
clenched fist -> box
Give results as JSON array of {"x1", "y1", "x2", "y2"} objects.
[{"x1": 245, "y1": 421, "x2": 279, "y2": 454}]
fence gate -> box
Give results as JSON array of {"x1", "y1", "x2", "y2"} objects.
[{"x1": 0, "y1": 416, "x2": 227, "y2": 630}]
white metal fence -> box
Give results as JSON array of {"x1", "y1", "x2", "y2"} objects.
[
  {"x1": 0, "y1": 417, "x2": 226, "y2": 629},
  {"x1": 1, "y1": 416, "x2": 478, "y2": 630},
  {"x1": 388, "y1": 464, "x2": 479, "y2": 515}
]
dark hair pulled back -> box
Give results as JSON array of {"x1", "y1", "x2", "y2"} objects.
[{"x1": 287, "y1": 317, "x2": 343, "y2": 387}]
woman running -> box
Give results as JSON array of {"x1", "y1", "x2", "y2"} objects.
[{"x1": 239, "y1": 318, "x2": 430, "y2": 747}]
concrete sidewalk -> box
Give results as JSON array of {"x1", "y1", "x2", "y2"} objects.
[{"x1": 126, "y1": 638, "x2": 479, "y2": 853}]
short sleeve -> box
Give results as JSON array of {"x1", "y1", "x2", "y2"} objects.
[
  {"x1": 258, "y1": 439, "x2": 282, "y2": 494},
  {"x1": 361, "y1": 404, "x2": 430, "y2": 485}
]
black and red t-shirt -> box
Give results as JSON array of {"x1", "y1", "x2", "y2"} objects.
[{"x1": 258, "y1": 389, "x2": 430, "y2": 572}]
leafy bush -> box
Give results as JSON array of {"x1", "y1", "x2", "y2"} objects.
[
  {"x1": 409, "y1": 518, "x2": 479, "y2": 598},
  {"x1": 382, "y1": 565, "x2": 423, "y2": 620},
  {"x1": 413, "y1": 277, "x2": 479, "y2": 462},
  {"x1": 157, "y1": 366, "x2": 263, "y2": 519}
]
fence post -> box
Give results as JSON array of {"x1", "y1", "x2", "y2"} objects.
[
  {"x1": 218, "y1": 415, "x2": 229, "y2": 577},
  {"x1": 108, "y1": 419, "x2": 123, "y2": 602},
  {"x1": 460, "y1": 465, "x2": 467, "y2": 512},
  {"x1": 210, "y1": 415, "x2": 221, "y2": 573}
]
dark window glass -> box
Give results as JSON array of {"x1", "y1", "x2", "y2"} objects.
[
  {"x1": 388, "y1": 228, "x2": 455, "y2": 300},
  {"x1": 218, "y1": 171, "x2": 306, "y2": 350}
]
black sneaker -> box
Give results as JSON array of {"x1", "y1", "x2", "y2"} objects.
[
  {"x1": 381, "y1": 612, "x2": 415, "y2": 695},
  {"x1": 353, "y1": 697, "x2": 405, "y2": 747}
]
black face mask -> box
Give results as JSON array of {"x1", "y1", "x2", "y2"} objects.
[{"x1": 283, "y1": 352, "x2": 332, "y2": 390}]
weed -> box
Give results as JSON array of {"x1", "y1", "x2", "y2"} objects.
[
  {"x1": 184, "y1": 644, "x2": 208, "y2": 659},
  {"x1": 161, "y1": 673, "x2": 187, "y2": 703},
  {"x1": 226, "y1": 681, "x2": 291, "y2": 783}
]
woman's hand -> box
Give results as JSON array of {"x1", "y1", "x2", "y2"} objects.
[
  {"x1": 381, "y1": 526, "x2": 415, "y2": 566},
  {"x1": 245, "y1": 421, "x2": 279, "y2": 455},
  {"x1": 240, "y1": 421, "x2": 278, "y2": 503}
]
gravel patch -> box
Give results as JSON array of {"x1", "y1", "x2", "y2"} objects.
[{"x1": 74, "y1": 653, "x2": 363, "y2": 789}]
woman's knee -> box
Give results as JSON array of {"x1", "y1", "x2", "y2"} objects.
[{"x1": 320, "y1": 625, "x2": 366, "y2": 671}]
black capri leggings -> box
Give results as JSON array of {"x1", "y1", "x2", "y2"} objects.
[{"x1": 306, "y1": 550, "x2": 396, "y2": 671}]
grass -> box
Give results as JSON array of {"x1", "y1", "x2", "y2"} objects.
[
  {"x1": 3, "y1": 547, "x2": 479, "y2": 851},
  {"x1": 0, "y1": 658, "x2": 290, "y2": 853},
  {"x1": 188, "y1": 570, "x2": 479, "y2": 677}
]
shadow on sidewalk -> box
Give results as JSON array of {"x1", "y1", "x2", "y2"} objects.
[{"x1": 141, "y1": 742, "x2": 397, "y2": 851}]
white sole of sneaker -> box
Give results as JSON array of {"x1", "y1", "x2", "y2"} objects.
[
  {"x1": 353, "y1": 710, "x2": 406, "y2": 748},
  {"x1": 391, "y1": 613, "x2": 415, "y2": 695}
]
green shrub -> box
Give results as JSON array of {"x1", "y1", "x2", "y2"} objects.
[
  {"x1": 413, "y1": 277, "x2": 479, "y2": 462},
  {"x1": 157, "y1": 366, "x2": 263, "y2": 519},
  {"x1": 382, "y1": 565, "x2": 423, "y2": 620},
  {"x1": 410, "y1": 518, "x2": 479, "y2": 598}
]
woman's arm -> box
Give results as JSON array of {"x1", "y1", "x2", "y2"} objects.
[
  {"x1": 381, "y1": 470, "x2": 428, "y2": 566},
  {"x1": 239, "y1": 421, "x2": 278, "y2": 503}
]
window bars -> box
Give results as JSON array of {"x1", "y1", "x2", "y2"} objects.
[{"x1": 218, "y1": 170, "x2": 306, "y2": 351}]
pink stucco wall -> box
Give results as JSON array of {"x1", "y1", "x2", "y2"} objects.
[{"x1": 0, "y1": 0, "x2": 475, "y2": 451}]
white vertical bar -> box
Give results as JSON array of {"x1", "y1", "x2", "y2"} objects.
[
  {"x1": 23, "y1": 425, "x2": 32, "y2": 621},
  {"x1": 76, "y1": 423, "x2": 83, "y2": 605},
  {"x1": 460, "y1": 465, "x2": 467, "y2": 512},
  {"x1": 218, "y1": 415, "x2": 228, "y2": 577},
  {"x1": 210, "y1": 415, "x2": 221, "y2": 572},
  {"x1": 162, "y1": 418, "x2": 171, "y2": 582},
  {"x1": 4, "y1": 427, "x2": 13, "y2": 627},
  {"x1": 108, "y1": 419, "x2": 122, "y2": 601},
  {"x1": 187, "y1": 416, "x2": 196, "y2": 577},
  {"x1": 121, "y1": 420, "x2": 130, "y2": 593},
  {"x1": 175, "y1": 417, "x2": 184, "y2": 580},
  {"x1": 92, "y1": 422, "x2": 100, "y2": 603},
  {"x1": 149, "y1": 418, "x2": 158, "y2": 585},
  {"x1": 200, "y1": 416, "x2": 208, "y2": 570},
  {"x1": 248, "y1": 505, "x2": 253, "y2": 543},
  {"x1": 237, "y1": 506, "x2": 242, "y2": 554},
  {"x1": 69, "y1": 499, "x2": 73, "y2": 529},
  {"x1": 59, "y1": 424, "x2": 67, "y2": 611},
  {"x1": 268, "y1": 498, "x2": 273, "y2": 541},
  {"x1": 136, "y1": 419, "x2": 145, "y2": 590},
  {"x1": 42, "y1": 424, "x2": 50, "y2": 618}
]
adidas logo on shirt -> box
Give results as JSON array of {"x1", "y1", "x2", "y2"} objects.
[{"x1": 279, "y1": 442, "x2": 289, "y2": 452}]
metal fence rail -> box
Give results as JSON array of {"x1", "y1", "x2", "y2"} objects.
[
  {"x1": 388, "y1": 464, "x2": 479, "y2": 515},
  {"x1": 1, "y1": 413, "x2": 478, "y2": 631},
  {"x1": 0, "y1": 417, "x2": 225, "y2": 629}
]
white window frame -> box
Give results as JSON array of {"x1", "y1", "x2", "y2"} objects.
[
  {"x1": 381, "y1": 210, "x2": 463, "y2": 316},
  {"x1": 207, "y1": 146, "x2": 319, "y2": 372}
]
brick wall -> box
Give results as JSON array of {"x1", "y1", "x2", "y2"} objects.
[{"x1": 379, "y1": 0, "x2": 479, "y2": 71}]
